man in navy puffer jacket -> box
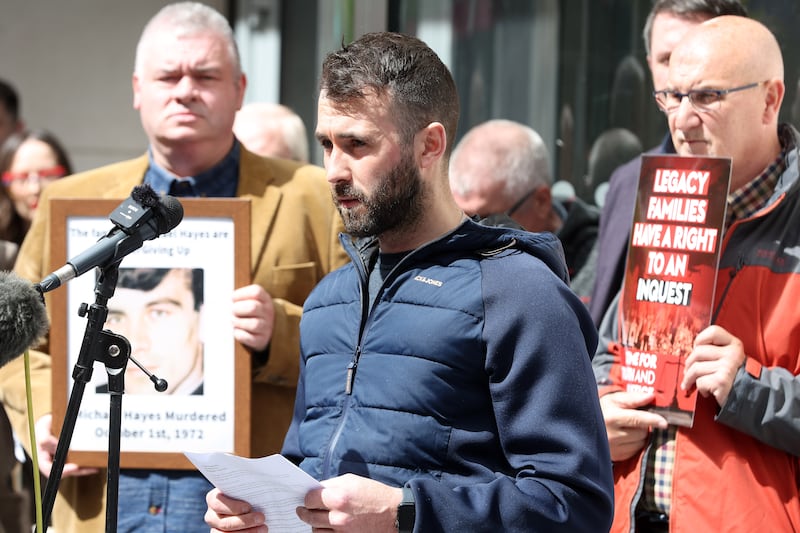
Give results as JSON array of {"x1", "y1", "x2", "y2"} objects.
[{"x1": 206, "y1": 31, "x2": 613, "y2": 533}]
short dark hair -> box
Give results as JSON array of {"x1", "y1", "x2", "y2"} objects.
[
  {"x1": 0, "y1": 79, "x2": 19, "y2": 122},
  {"x1": 643, "y1": 0, "x2": 748, "y2": 55},
  {"x1": 320, "y1": 32, "x2": 459, "y2": 156},
  {"x1": 117, "y1": 268, "x2": 204, "y2": 310}
]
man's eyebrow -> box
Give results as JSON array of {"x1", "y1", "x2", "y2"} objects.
[
  {"x1": 316, "y1": 131, "x2": 372, "y2": 143},
  {"x1": 146, "y1": 297, "x2": 183, "y2": 307},
  {"x1": 154, "y1": 65, "x2": 222, "y2": 75},
  {"x1": 190, "y1": 65, "x2": 223, "y2": 74}
]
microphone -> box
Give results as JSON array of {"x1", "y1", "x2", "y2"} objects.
[
  {"x1": 37, "y1": 185, "x2": 184, "y2": 293},
  {"x1": 0, "y1": 271, "x2": 49, "y2": 367}
]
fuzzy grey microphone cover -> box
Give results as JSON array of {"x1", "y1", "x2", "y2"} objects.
[{"x1": 0, "y1": 271, "x2": 49, "y2": 366}]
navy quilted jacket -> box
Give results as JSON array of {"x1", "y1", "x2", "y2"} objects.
[{"x1": 282, "y1": 218, "x2": 613, "y2": 532}]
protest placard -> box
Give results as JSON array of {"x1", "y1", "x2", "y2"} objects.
[{"x1": 612, "y1": 154, "x2": 731, "y2": 427}]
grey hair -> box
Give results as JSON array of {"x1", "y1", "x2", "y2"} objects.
[
  {"x1": 270, "y1": 107, "x2": 309, "y2": 162},
  {"x1": 234, "y1": 102, "x2": 309, "y2": 162},
  {"x1": 450, "y1": 119, "x2": 551, "y2": 200},
  {"x1": 134, "y1": 2, "x2": 241, "y2": 76}
]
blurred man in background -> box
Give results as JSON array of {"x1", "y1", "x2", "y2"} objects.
[
  {"x1": 450, "y1": 118, "x2": 599, "y2": 297},
  {"x1": 233, "y1": 102, "x2": 309, "y2": 162}
]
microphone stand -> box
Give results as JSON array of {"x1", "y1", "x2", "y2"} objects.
[{"x1": 39, "y1": 264, "x2": 130, "y2": 533}]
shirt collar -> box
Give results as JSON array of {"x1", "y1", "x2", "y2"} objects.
[
  {"x1": 144, "y1": 141, "x2": 241, "y2": 198},
  {"x1": 726, "y1": 124, "x2": 794, "y2": 228}
]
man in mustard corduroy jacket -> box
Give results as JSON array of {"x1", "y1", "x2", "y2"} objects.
[{"x1": 0, "y1": 2, "x2": 347, "y2": 531}]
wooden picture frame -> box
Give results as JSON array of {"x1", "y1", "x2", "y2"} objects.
[{"x1": 49, "y1": 198, "x2": 251, "y2": 469}]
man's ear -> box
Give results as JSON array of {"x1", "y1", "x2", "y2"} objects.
[
  {"x1": 235, "y1": 73, "x2": 247, "y2": 110},
  {"x1": 762, "y1": 78, "x2": 785, "y2": 124},
  {"x1": 532, "y1": 185, "x2": 552, "y2": 211},
  {"x1": 132, "y1": 73, "x2": 141, "y2": 111},
  {"x1": 417, "y1": 122, "x2": 447, "y2": 170}
]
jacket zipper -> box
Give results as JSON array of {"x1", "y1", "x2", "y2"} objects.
[
  {"x1": 322, "y1": 242, "x2": 377, "y2": 477},
  {"x1": 321, "y1": 238, "x2": 428, "y2": 477},
  {"x1": 345, "y1": 348, "x2": 361, "y2": 394},
  {"x1": 343, "y1": 244, "x2": 423, "y2": 395}
]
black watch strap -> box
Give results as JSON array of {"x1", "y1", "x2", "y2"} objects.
[{"x1": 395, "y1": 486, "x2": 415, "y2": 533}]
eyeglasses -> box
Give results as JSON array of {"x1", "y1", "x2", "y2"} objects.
[
  {"x1": 506, "y1": 187, "x2": 537, "y2": 217},
  {"x1": 2, "y1": 165, "x2": 66, "y2": 186},
  {"x1": 653, "y1": 81, "x2": 764, "y2": 114}
]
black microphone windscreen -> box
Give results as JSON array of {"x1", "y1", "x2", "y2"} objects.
[
  {"x1": 131, "y1": 183, "x2": 161, "y2": 209},
  {"x1": 158, "y1": 195, "x2": 184, "y2": 233},
  {"x1": 0, "y1": 271, "x2": 49, "y2": 367}
]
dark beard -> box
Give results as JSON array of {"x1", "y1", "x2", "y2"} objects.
[{"x1": 333, "y1": 152, "x2": 424, "y2": 239}]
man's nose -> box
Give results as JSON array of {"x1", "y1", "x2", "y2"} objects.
[
  {"x1": 672, "y1": 94, "x2": 701, "y2": 129},
  {"x1": 173, "y1": 75, "x2": 198, "y2": 101},
  {"x1": 129, "y1": 316, "x2": 152, "y2": 352},
  {"x1": 325, "y1": 148, "x2": 351, "y2": 185}
]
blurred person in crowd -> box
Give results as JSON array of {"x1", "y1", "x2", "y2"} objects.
[
  {"x1": 0, "y1": 185, "x2": 22, "y2": 270},
  {"x1": 589, "y1": 0, "x2": 748, "y2": 326},
  {"x1": 0, "y1": 78, "x2": 31, "y2": 533},
  {"x1": 449, "y1": 119, "x2": 599, "y2": 286},
  {"x1": 0, "y1": 79, "x2": 23, "y2": 146},
  {"x1": 0, "y1": 2, "x2": 347, "y2": 532},
  {"x1": 0, "y1": 128, "x2": 70, "y2": 532},
  {"x1": 1, "y1": 130, "x2": 72, "y2": 227},
  {"x1": 584, "y1": 127, "x2": 643, "y2": 206},
  {"x1": 594, "y1": 15, "x2": 800, "y2": 532},
  {"x1": 233, "y1": 102, "x2": 309, "y2": 162},
  {"x1": 570, "y1": 127, "x2": 643, "y2": 302}
]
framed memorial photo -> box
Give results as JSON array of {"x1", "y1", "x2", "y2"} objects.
[{"x1": 49, "y1": 198, "x2": 251, "y2": 469}]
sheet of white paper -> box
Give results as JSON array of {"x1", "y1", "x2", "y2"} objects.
[{"x1": 185, "y1": 451, "x2": 322, "y2": 533}]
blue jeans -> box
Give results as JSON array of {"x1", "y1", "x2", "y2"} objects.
[{"x1": 116, "y1": 469, "x2": 212, "y2": 533}]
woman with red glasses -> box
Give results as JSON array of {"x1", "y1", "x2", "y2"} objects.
[{"x1": 0, "y1": 129, "x2": 72, "y2": 256}]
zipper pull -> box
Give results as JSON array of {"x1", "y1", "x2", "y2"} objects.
[{"x1": 345, "y1": 361, "x2": 357, "y2": 395}]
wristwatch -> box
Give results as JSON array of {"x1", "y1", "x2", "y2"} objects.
[{"x1": 395, "y1": 486, "x2": 416, "y2": 533}]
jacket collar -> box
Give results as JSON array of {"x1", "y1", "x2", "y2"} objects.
[
  {"x1": 113, "y1": 148, "x2": 282, "y2": 275},
  {"x1": 771, "y1": 123, "x2": 800, "y2": 200},
  {"x1": 235, "y1": 147, "x2": 281, "y2": 274}
]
